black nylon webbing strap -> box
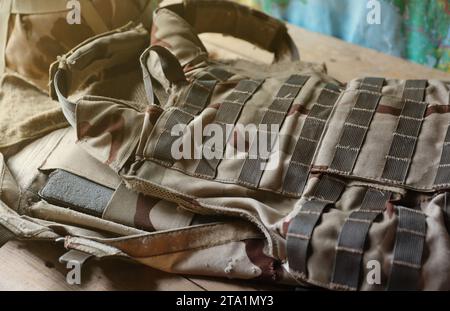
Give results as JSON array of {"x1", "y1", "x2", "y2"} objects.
[
  {"x1": 402, "y1": 80, "x2": 427, "y2": 101},
  {"x1": 381, "y1": 80, "x2": 428, "y2": 183},
  {"x1": 433, "y1": 126, "x2": 450, "y2": 186},
  {"x1": 387, "y1": 206, "x2": 426, "y2": 291},
  {"x1": 153, "y1": 77, "x2": 217, "y2": 163},
  {"x1": 195, "y1": 79, "x2": 263, "y2": 177},
  {"x1": 238, "y1": 75, "x2": 310, "y2": 187},
  {"x1": 331, "y1": 189, "x2": 390, "y2": 290},
  {"x1": 359, "y1": 77, "x2": 385, "y2": 92},
  {"x1": 287, "y1": 176, "x2": 345, "y2": 277},
  {"x1": 204, "y1": 68, "x2": 235, "y2": 82},
  {"x1": 329, "y1": 78, "x2": 384, "y2": 174},
  {"x1": 282, "y1": 84, "x2": 341, "y2": 196},
  {"x1": 0, "y1": 223, "x2": 14, "y2": 248}
]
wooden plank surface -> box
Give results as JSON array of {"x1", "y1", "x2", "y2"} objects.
[{"x1": 1, "y1": 21, "x2": 449, "y2": 291}]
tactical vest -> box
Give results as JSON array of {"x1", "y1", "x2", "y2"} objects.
[
  {"x1": 1, "y1": 0, "x2": 449, "y2": 291},
  {"x1": 1, "y1": 0, "x2": 156, "y2": 90}
]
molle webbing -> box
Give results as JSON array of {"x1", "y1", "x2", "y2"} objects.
[
  {"x1": 178, "y1": 79, "x2": 217, "y2": 116},
  {"x1": 282, "y1": 84, "x2": 341, "y2": 196},
  {"x1": 402, "y1": 80, "x2": 428, "y2": 102},
  {"x1": 0, "y1": 223, "x2": 14, "y2": 248},
  {"x1": 387, "y1": 206, "x2": 426, "y2": 290},
  {"x1": 237, "y1": 75, "x2": 309, "y2": 187},
  {"x1": 329, "y1": 78, "x2": 385, "y2": 174},
  {"x1": 331, "y1": 189, "x2": 390, "y2": 290},
  {"x1": 381, "y1": 80, "x2": 428, "y2": 183},
  {"x1": 195, "y1": 79, "x2": 263, "y2": 177},
  {"x1": 358, "y1": 77, "x2": 385, "y2": 92},
  {"x1": 204, "y1": 68, "x2": 235, "y2": 82},
  {"x1": 434, "y1": 126, "x2": 450, "y2": 186},
  {"x1": 152, "y1": 75, "x2": 218, "y2": 163},
  {"x1": 433, "y1": 85, "x2": 450, "y2": 187},
  {"x1": 286, "y1": 176, "x2": 345, "y2": 277}
]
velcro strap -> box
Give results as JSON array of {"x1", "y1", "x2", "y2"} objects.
[
  {"x1": 331, "y1": 189, "x2": 391, "y2": 290},
  {"x1": 387, "y1": 206, "x2": 426, "y2": 291},
  {"x1": 0, "y1": 223, "x2": 15, "y2": 248},
  {"x1": 287, "y1": 176, "x2": 346, "y2": 278},
  {"x1": 39, "y1": 169, "x2": 114, "y2": 217}
]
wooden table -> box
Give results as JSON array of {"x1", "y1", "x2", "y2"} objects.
[{"x1": 1, "y1": 23, "x2": 449, "y2": 291}]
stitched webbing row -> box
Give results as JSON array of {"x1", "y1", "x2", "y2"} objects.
[
  {"x1": 381, "y1": 80, "x2": 428, "y2": 183},
  {"x1": 195, "y1": 79, "x2": 263, "y2": 177},
  {"x1": 387, "y1": 206, "x2": 427, "y2": 290},
  {"x1": 331, "y1": 189, "x2": 391, "y2": 290},
  {"x1": 287, "y1": 176, "x2": 345, "y2": 277},
  {"x1": 237, "y1": 75, "x2": 310, "y2": 188},
  {"x1": 282, "y1": 84, "x2": 341, "y2": 196},
  {"x1": 329, "y1": 77, "x2": 384, "y2": 174},
  {"x1": 153, "y1": 75, "x2": 218, "y2": 163}
]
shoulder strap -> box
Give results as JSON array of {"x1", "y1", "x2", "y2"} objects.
[
  {"x1": 50, "y1": 23, "x2": 149, "y2": 127},
  {"x1": 161, "y1": 0, "x2": 299, "y2": 62}
]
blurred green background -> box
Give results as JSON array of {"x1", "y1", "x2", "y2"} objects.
[{"x1": 237, "y1": 0, "x2": 450, "y2": 73}]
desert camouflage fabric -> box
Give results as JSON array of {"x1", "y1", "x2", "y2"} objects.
[
  {"x1": 1, "y1": 0, "x2": 157, "y2": 89},
  {"x1": 0, "y1": 0, "x2": 449, "y2": 291},
  {"x1": 0, "y1": 0, "x2": 158, "y2": 152}
]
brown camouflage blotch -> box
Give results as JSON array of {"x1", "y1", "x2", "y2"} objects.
[
  {"x1": 78, "y1": 112, "x2": 125, "y2": 165},
  {"x1": 425, "y1": 105, "x2": 450, "y2": 117},
  {"x1": 244, "y1": 239, "x2": 281, "y2": 282},
  {"x1": 206, "y1": 102, "x2": 221, "y2": 110},
  {"x1": 386, "y1": 201, "x2": 395, "y2": 219},
  {"x1": 376, "y1": 105, "x2": 402, "y2": 116},
  {"x1": 134, "y1": 193, "x2": 159, "y2": 231},
  {"x1": 281, "y1": 220, "x2": 290, "y2": 237},
  {"x1": 147, "y1": 106, "x2": 164, "y2": 126},
  {"x1": 288, "y1": 103, "x2": 309, "y2": 116}
]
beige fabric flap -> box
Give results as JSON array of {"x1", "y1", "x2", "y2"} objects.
[
  {"x1": 0, "y1": 73, "x2": 68, "y2": 151},
  {"x1": 40, "y1": 128, "x2": 121, "y2": 189},
  {"x1": 11, "y1": 0, "x2": 68, "y2": 14}
]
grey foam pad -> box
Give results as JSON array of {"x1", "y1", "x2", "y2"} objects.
[{"x1": 39, "y1": 169, "x2": 114, "y2": 217}]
